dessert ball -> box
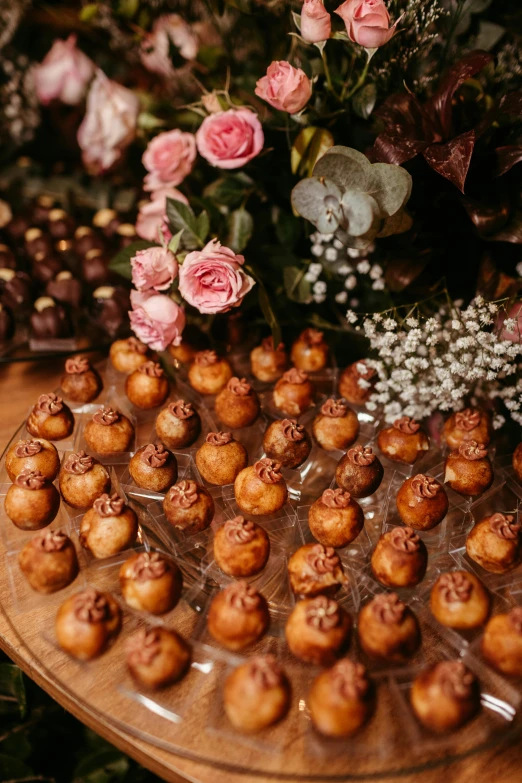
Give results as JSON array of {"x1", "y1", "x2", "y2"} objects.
[
  {"x1": 207, "y1": 581, "x2": 270, "y2": 651},
  {"x1": 163, "y1": 480, "x2": 214, "y2": 532},
  {"x1": 0, "y1": 244, "x2": 15, "y2": 269},
  {"x1": 312, "y1": 398, "x2": 359, "y2": 452},
  {"x1": 168, "y1": 340, "x2": 197, "y2": 365},
  {"x1": 74, "y1": 225, "x2": 105, "y2": 258},
  {"x1": 288, "y1": 543, "x2": 347, "y2": 597},
  {"x1": 195, "y1": 432, "x2": 248, "y2": 486},
  {"x1": 338, "y1": 360, "x2": 376, "y2": 406},
  {"x1": 234, "y1": 458, "x2": 288, "y2": 516},
  {"x1": 377, "y1": 416, "x2": 429, "y2": 465},
  {"x1": 5, "y1": 470, "x2": 60, "y2": 530},
  {"x1": 224, "y1": 655, "x2": 291, "y2": 732},
  {"x1": 31, "y1": 255, "x2": 63, "y2": 286},
  {"x1": 80, "y1": 493, "x2": 138, "y2": 559},
  {"x1": 56, "y1": 588, "x2": 121, "y2": 660},
  {"x1": 513, "y1": 443, "x2": 522, "y2": 483},
  {"x1": 188, "y1": 350, "x2": 233, "y2": 395},
  {"x1": 250, "y1": 337, "x2": 289, "y2": 383},
  {"x1": 128, "y1": 444, "x2": 178, "y2": 493},
  {"x1": 290, "y1": 328, "x2": 329, "y2": 372},
  {"x1": 18, "y1": 529, "x2": 79, "y2": 593},
  {"x1": 30, "y1": 297, "x2": 71, "y2": 339},
  {"x1": 26, "y1": 393, "x2": 74, "y2": 441},
  {"x1": 482, "y1": 607, "x2": 522, "y2": 676},
  {"x1": 0, "y1": 302, "x2": 14, "y2": 342},
  {"x1": 25, "y1": 227, "x2": 52, "y2": 259},
  {"x1": 430, "y1": 571, "x2": 490, "y2": 630},
  {"x1": 410, "y1": 661, "x2": 480, "y2": 733},
  {"x1": 215, "y1": 377, "x2": 260, "y2": 429},
  {"x1": 155, "y1": 400, "x2": 201, "y2": 449},
  {"x1": 262, "y1": 418, "x2": 311, "y2": 469},
  {"x1": 59, "y1": 451, "x2": 110, "y2": 509},
  {"x1": 83, "y1": 406, "x2": 135, "y2": 454},
  {"x1": 213, "y1": 516, "x2": 270, "y2": 577},
  {"x1": 5, "y1": 438, "x2": 59, "y2": 482},
  {"x1": 466, "y1": 513, "x2": 521, "y2": 574},
  {"x1": 273, "y1": 368, "x2": 314, "y2": 417},
  {"x1": 396, "y1": 474, "x2": 448, "y2": 530},
  {"x1": 336, "y1": 445, "x2": 384, "y2": 498},
  {"x1": 48, "y1": 208, "x2": 74, "y2": 239},
  {"x1": 285, "y1": 596, "x2": 352, "y2": 666},
  {"x1": 119, "y1": 551, "x2": 182, "y2": 615},
  {"x1": 371, "y1": 527, "x2": 427, "y2": 588},
  {"x1": 308, "y1": 488, "x2": 364, "y2": 549},
  {"x1": 0, "y1": 269, "x2": 32, "y2": 313},
  {"x1": 358, "y1": 592, "x2": 420, "y2": 662},
  {"x1": 46, "y1": 271, "x2": 82, "y2": 309},
  {"x1": 443, "y1": 407, "x2": 491, "y2": 451},
  {"x1": 309, "y1": 659, "x2": 374, "y2": 737},
  {"x1": 126, "y1": 627, "x2": 191, "y2": 690},
  {"x1": 60, "y1": 356, "x2": 102, "y2": 403},
  {"x1": 110, "y1": 337, "x2": 150, "y2": 373},
  {"x1": 444, "y1": 441, "x2": 493, "y2": 497},
  {"x1": 125, "y1": 361, "x2": 169, "y2": 410}
]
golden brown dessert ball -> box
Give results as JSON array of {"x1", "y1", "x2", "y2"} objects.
[
  {"x1": 338, "y1": 360, "x2": 376, "y2": 405},
  {"x1": 5, "y1": 470, "x2": 60, "y2": 530},
  {"x1": 444, "y1": 441, "x2": 494, "y2": 497},
  {"x1": 168, "y1": 340, "x2": 197, "y2": 365},
  {"x1": 371, "y1": 527, "x2": 427, "y2": 588},
  {"x1": 443, "y1": 407, "x2": 492, "y2": 451},
  {"x1": 214, "y1": 377, "x2": 260, "y2": 429},
  {"x1": 188, "y1": 350, "x2": 233, "y2": 395},
  {"x1": 26, "y1": 393, "x2": 74, "y2": 442},
  {"x1": 377, "y1": 416, "x2": 429, "y2": 465},
  {"x1": 482, "y1": 607, "x2": 522, "y2": 676},
  {"x1": 55, "y1": 588, "x2": 121, "y2": 660},
  {"x1": 83, "y1": 406, "x2": 135, "y2": 454},
  {"x1": 126, "y1": 626, "x2": 191, "y2": 689},
  {"x1": 273, "y1": 368, "x2": 315, "y2": 417},
  {"x1": 396, "y1": 474, "x2": 448, "y2": 530},
  {"x1": 213, "y1": 516, "x2": 270, "y2": 577},
  {"x1": 290, "y1": 328, "x2": 329, "y2": 373},
  {"x1": 119, "y1": 551, "x2": 182, "y2": 614},
  {"x1": 195, "y1": 431, "x2": 248, "y2": 486},
  {"x1": 335, "y1": 445, "x2": 384, "y2": 498},
  {"x1": 262, "y1": 418, "x2": 311, "y2": 469},
  {"x1": 357, "y1": 593, "x2": 420, "y2": 662},
  {"x1": 80, "y1": 493, "x2": 138, "y2": 559},
  {"x1": 155, "y1": 400, "x2": 201, "y2": 450},
  {"x1": 308, "y1": 488, "x2": 364, "y2": 549},
  {"x1": 110, "y1": 337, "x2": 150, "y2": 373},
  {"x1": 207, "y1": 581, "x2": 269, "y2": 651},
  {"x1": 125, "y1": 361, "x2": 169, "y2": 410},
  {"x1": 285, "y1": 596, "x2": 352, "y2": 666},
  {"x1": 128, "y1": 444, "x2": 177, "y2": 493},
  {"x1": 410, "y1": 661, "x2": 480, "y2": 733},
  {"x1": 466, "y1": 513, "x2": 521, "y2": 574},
  {"x1": 224, "y1": 655, "x2": 291, "y2": 732},
  {"x1": 234, "y1": 458, "x2": 288, "y2": 516},
  {"x1": 309, "y1": 659, "x2": 375, "y2": 737},
  {"x1": 18, "y1": 530, "x2": 79, "y2": 593},
  {"x1": 513, "y1": 442, "x2": 522, "y2": 483},
  {"x1": 288, "y1": 543, "x2": 348, "y2": 597},
  {"x1": 5, "y1": 438, "x2": 59, "y2": 482},
  {"x1": 250, "y1": 337, "x2": 289, "y2": 383},
  {"x1": 59, "y1": 451, "x2": 110, "y2": 509},
  {"x1": 60, "y1": 356, "x2": 102, "y2": 403},
  {"x1": 312, "y1": 398, "x2": 359, "y2": 451},
  {"x1": 430, "y1": 571, "x2": 490, "y2": 630},
  {"x1": 163, "y1": 480, "x2": 214, "y2": 532}
]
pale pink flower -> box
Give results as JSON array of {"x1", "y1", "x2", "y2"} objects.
[
  {"x1": 335, "y1": 0, "x2": 399, "y2": 48},
  {"x1": 34, "y1": 35, "x2": 94, "y2": 106},
  {"x1": 142, "y1": 129, "x2": 196, "y2": 191},
  {"x1": 131, "y1": 247, "x2": 178, "y2": 292},
  {"x1": 129, "y1": 291, "x2": 185, "y2": 350},
  {"x1": 301, "y1": 0, "x2": 331, "y2": 44},
  {"x1": 499, "y1": 303, "x2": 522, "y2": 343},
  {"x1": 196, "y1": 109, "x2": 264, "y2": 170},
  {"x1": 136, "y1": 188, "x2": 188, "y2": 242},
  {"x1": 255, "y1": 61, "x2": 312, "y2": 114},
  {"x1": 140, "y1": 14, "x2": 198, "y2": 77}
]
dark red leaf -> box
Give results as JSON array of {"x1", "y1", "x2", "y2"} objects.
[
  {"x1": 462, "y1": 195, "x2": 511, "y2": 236},
  {"x1": 375, "y1": 93, "x2": 434, "y2": 139},
  {"x1": 373, "y1": 133, "x2": 428, "y2": 165},
  {"x1": 496, "y1": 145, "x2": 522, "y2": 177},
  {"x1": 422, "y1": 130, "x2": 476, "y2": 192},
  {"x1": 499, "y1": 91, "x2": 522, "y2": 117},
  {"x1": 488, "y1": 210, "x2": 522, "y2": 244}
]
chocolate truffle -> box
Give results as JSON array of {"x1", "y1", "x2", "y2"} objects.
[
  {"x1": 308, "y1": 488, "x2": 364, "y2": 549},
  {"x1": 163, "y1": 480, "x2": 214, "y2": 532},
  {"x1": 338, "y1": 361, "x2": 376, "y2": 406},
  {"x1": 262, "y1": 418, "x2": 311, "y2": 469},
  {"x1": 482, "y1": 607, "x2": 522, "y2": 676},
  {"x1": 30, "y1": 297, "x2": 72, "y2": 339},
  {"x1": 129, "y1": 444, "x2": 178, "y2": 492},
  {"x1": 60, "y1": 356, "x2": 103, "y2": 403},
  {"x1": 358, "y1": 592, "x2": 421, "y2": 662},
  {"x1": 207, "y1": 581, "x2": 270, "y2": 651},
  {"x1": 443, "y1": 408, "x2": 491, "y2": 451},
  {"x1": 27, "y1": 393, "x2": 74, "y2": 442},
  {"x1": 336, "y1": 445, "x2": 384, "y2": 498},
  {"x1": 444, "y1": 441, "x2": 493, "y2": 497},
  {"x1": 48, "y1": 208, "x2": 74, "y2": 240},
  {"x1": 396, "y1": 474, "x2": 448, "y2": 530},
  {"x1": 513, "y1": 443, "x2": 522, "y2": 483},
  {"x1": 25, "y1": 227, "x2": 52, "y2": 259},
  {"x1": 18, "y1": 530, "x2": 79, "y2": 593},
  {"x1": 0, "y1": 244, "x2": 15, "y2": 269},
  {"x1": 188, "y1": 350, "x2": 233, "y2": 395},
  {"x1": 0, "y1": 302, "x2": 14, "y2": 342},
  {"x1": 0, "y1": 269, "x2": 32, "y2": 312},
  {"x1": 273, "y1": 368, "x2": 314, "y2": 417},
  {"x1": 56, "y1": 588, "x2": 121, "y2": 660},
  {"x1": 5, "y1": 438, "x2": 59, "y2": 482},
  {"x1": 110, "y1": 337, "x2": 150, "y2": 374},
  {"x1": 234, "y1": 458, "x2": 288, "y2": 516},
  {"x1": 155, "y1": 400, "x2": 201, "y2": 450},
  {"x1": 285, "y1": 596, "x2": 352, "y2": 666},
  {"x1": 215, "y1": 377, "x2": 260, "y2": 429},
  {"x1": 410, "y1": 661, "x2": 480, "y2": 733},
  {"x1": 377, "y1": 416, "x2": 429, "y2": 465},
  {"x1": 312, "y1": 398, "x2": 359, "y2": 452},
  {"x1": 83, "y1": 406, "x2": 134, "y2": 454},
  {"x1": 288, "y1": 543, "x2": 348, "y2": 597},
  {"x1": 290, "y1": 329, "x2": 329, "y2": 373},
  {"x1": 126, "y1": 627, "x2": 191, "y2": 689},
  {"x1": 195, "y1": 432, "x2": 248, "y2": 486},
  {"x1": 80, "y1": 493, "x2": 138, "y2": 559},
  {"x1": 250, "y1": 337, "x2": 289, "y2": 383},
  {"x1": 213, "y1": 516, "x2": 270, "y2": 577},
  {"x1": 224, "y1": 655, "x2": 291, "y2": 732},
  {"x1": 74, "y1": 226, "x2": 105, "y2": 258},
  {"x1": 83, "y1": 251, "x2": 111, "y2": 286},
  {"x1": 46, "y1": 271, "x2": 82, "y2": 308},
  {"x1": 125, "y1": 361, "x2": 170, "y2": 410},
  {"x1": 116, "y1": 222, "x2": 138, "y2": 247},
  {"x1": 371, "y1": 527, "x2": 428, "y2": 588},
  {"x1": 430, "y1": 571, "x2": 490, "y2": 630},
  {"x1": 309, "y1": 659, "x2": 374, "y2": 737},
  {"x1": 466, "y1": 513, "x2": 521, "y2": 574},
  {"x1": 59, "y1": 451, "x2": 110, "y2": 509},
  {"x1": 5, "y1": 470, "x2": 60, "y2": 530},
  {"x1": 31, "y1": 254, "x2": 64, "y2": 286},
  {"x1": 93, "y1": 208, "x2": 120, "y2": 237},
  {"x1": 119, "y1": 551, "x2": 182, "y2": 614}
]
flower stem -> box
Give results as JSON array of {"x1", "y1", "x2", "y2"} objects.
[
  {"x1": 343, "y1": 55, "x2": 370, "y2": 102},
  {"x1": 321, "y1": 48, "x2": 338, "y2": 99}
]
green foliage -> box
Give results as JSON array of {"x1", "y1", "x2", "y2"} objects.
[
  {"x1": 227, "y1": 208, "x2": 253, "y2": 252},
  {"x1": 0, "y1": 664, "x2": 26, "y2": 719},
  {"x1": 284, "y1": 266, "x2": 312, "y2": 304},
  {"x1": 166, "y1": 198, "x2": 210, "y2": 250}
]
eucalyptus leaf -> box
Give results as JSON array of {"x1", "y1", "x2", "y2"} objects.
[
  {"x1": 313, "y1": 148, "x2": 370, "y2": 191},
  {"x1": 368, "y1": 163, "x2": 412, "y2": 217},
  {"x1": 376, "y1": 209, "x2": 413, "y2": 237},
  {"x1": 108, "y1": 240, "x2": 156, "y2": 280},
  {"x1": 335, "y1": 224, "x2": 379, "y2": 249},
  {"x1": 227, "y1": 208, "x2": 253, "y2": 252},
  {"x1": 291, "y1": 177, "x2": 343, "y2": 233},
  {"x1": 352, "y1": 83, "x2": 377, "y2": 119},
  {"x1": 340, "y1": 191, "x2": 379, "y2": 236}
]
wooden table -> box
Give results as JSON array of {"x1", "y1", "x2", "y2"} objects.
[{"x1": 1, "y1": 356, "x2": 522, "y2": 783}]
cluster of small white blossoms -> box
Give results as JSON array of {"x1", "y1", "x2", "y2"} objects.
[{"x1": 345, "y1": 296, "x2": 522, "y2": 425}]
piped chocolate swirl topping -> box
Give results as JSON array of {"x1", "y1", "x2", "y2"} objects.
[
  {"x1": 458, "y1": 440, "x2": 487, "y2": 461},
  {"x1": 194, "y1": 350, "x2": 218, "y2": 367},
  {"x1": 63, "y1": 450, "x2": 95, "y2": 475},
  {"x1": 93, "y1": 492, "x2": 125, "y2": 517},
  {"x1": 92, "y1": 406, "x2": 120, "y2": 426},
  {"x1": 411, "y1": 474, "x2": 440, "y2": 499},
  {"x1": 65, "y1": 356, "x2": 90, "y2": 375},
  {"x1": 32, "y1": 530, "x2": 69, "y2": 553},
  {"x1": 455, "y1": 408, "x2": 481, "y2": 432},
  {"x1": 438, "y1": 572, "x2": 472, "y2": 604},
  {"x1": 15, "y1": 469, "x2": 46, "y2": 490},
  {"x1": 300, "y1": 328, "x2": 324, "y2": 345},
  {"x1": 330, "y1": 659, "x2": 369, "y2": 701},
  {"x1": 307, "y1": 544, "x2": 340, "y2": 574},
  {"x1": 489, "y1": 513, "x2": 521, "y2": 540},
  {"x1": 73, "y1": 588, "x2": 110, "y2": 623},
  {"x1": 206, "y1": 431, "x2": 233, "y2": 446},
  {"x1": 224, "y1": 580, "x2": 262, "y2": 611},
  {"x1": 371, "y1": 592, "x2": 406, "y2": 624},
  {"x1": 254, "y1": 458, "x2": 283, "y2": 484},
  {"x1": 347, "y1": 445, "x2": 375, "y2": 466},
  {"x1": 389, "y1": 526, "x2": 420, "y2": 553},
  {"x1": 305, "y1": 596, "x2": 340, "y2": 631},
  {"x1": 262, "y1": 337, "x2": 285, "y2": 353},
  {"x1": 282, "y1": 419, "x2": 305, "y2": 441},
  {"x1": 138, "y1": 361, "x2": 164, "y2": 378},
  {"x1": 249, "y1": 655, "x2": 283, "y2": 690},
  {"x1": 14, "y1": 440, "x2": 42, "y2": 458},
  {"x1": 126, "y1": 628, "x2": 161, "y2": 667},
  {"x1": 140, "y1": 443, "x2": 169, "y2": 468},
  {"x1": 434, "y1": 661, "x2": 476, "y2": 700},
  {"x1": 508, "y1": 607, "x2": 522, "y2": 634},
  {"x1": 393, "y1": 416, "x2": 420, "y2": 434},
  {"x1": 321, "y1": 398, "x2": 348, "y2": 418},
  {"x1": 224, "y1": 516, "x2": 257, "y2": 544},
  {"x1": 126, "y1": 337, "x2": 148, "y2": 354},
  {"x1": 282, "y1": 368, "x2": 308, "y2": 385},
  {"x1": 227, "y1": 377, "x2": 251, "y2": 396},
  {"x1": 36, "y1": 393, "x2": 63, "y2": 415},
  {"x1": 321, "y1": 487, "x2": 351, "y2": 508},
  {"x1": 168, "y1": 480, "x2": 198, "y2": 508},
  {"x1": 168, "y1": 400, "x2": 195, "y2": 420},
  {"x1": 130, "y1": 552, "x2": 169, "y2": 582}
]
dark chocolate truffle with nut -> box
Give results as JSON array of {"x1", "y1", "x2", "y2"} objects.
[
  {"x1": 309, "y1": 659, "x2": 375, "y2": 737},
  {"x1": 290, "y1": 328, "x2": 329, "y2": 372},
  {"x1": 312, "y1": 398, "x2": 359, "y2": 451},
  {"x1": 195, "y1": 431, "x2": 248, "y2": 486},
  {"x1": 60, "y1": 356, "x2": 102, "y2": 403},
  {"x1": 357, "y1": 592, "x2": 420, "y2": 662},
  {"x1": 155, "y1": 400, "x2": 201, "y2": 449},
  {"x1": 30, "y1": 297, "x2": 71, "y2": 339},
  {"x1": 336, "y1": 444, "x2": 384, "y2": 498},
  {"x1": 285, "y1": 595, "x2": 352, "y2": 666},
  {"x1": 482, "y1": 607, "x2": 522, "y2": 676},
  {"x1": 371, "y1": 527, "x2": 427, "y2": 588},
  {"x1": 224, "y1": 654, "x2": 291, "y2": 732},
  {"x1": 188, "y1": 350, "x2": 233, "y2": 395},
  {"x1": 214, "y1": 377, "x2": 260, "y2": 428},
  {"x1": 128, "y1": 444, "x2": 178, "y2": 492},
  {"x1": 273, "y1": 368, "x2": 315, "y2": 417},
  {"x1": 207, "y1": 581, "x2": 270, "y2": 651},
  {"x1": 377, "y1": 416, "x2": 429, "y2": 464},
  {"x1": 410, "y1": 661, "x2": 480, "y2": 733},
  {"x1": 125, "y1": 361, "x2": 169, "y2": 410},
  {"x1": 83, "y1": 406, "x2": 134, "y2": 454},
  {"x1": 308, "y1": 488, "x2": 364, "y2": 548},
  {"x1": 80, "y1": 493, "x2": 138, "y2": 559},
  {"x1": 466, "y1": 513, "x2": 521, "y2": 574},
  {"x1": 18, "y1": 530, "x2": 79, "y2": 594},
  {"x1": 46, "y1": 271, "x2": 83, "y2": 309},
  {"x1": 430, "y1": 571, "x2": 490, "y2": 630},
  {"x1": 5, "y1": 469, "x2": 60, "y2": 530},
  {"x1": 262, "y1": 418, "x2": 311, "y2": 469},
  {"x1": 5, "y1": 438, "x2": 59, "y2": 482},
  {"x1": 59, "y1": 451, "x2": 110, "y2": 509},
  {"x1": 213, "y1": 516, "x2": 270, "y2": 577},
  {"x1": 55, "y1": 588, "x2": 121, "y2": 660},
  {"x1": 288, "y1": 543, "x2": 348, "y2": 597},
  {"x1": 163, "y1": 480, "x2": 214, "y2": 532},
  {"x1": 110, "y1": 336, "x2": 150, "y2": 374},
  {"x1": 126, "y1": 626, "x2": 191, "y2": 689},
  {"x1": 443, "y1": 407, "x2": 491, "y2": 451},
  {"x1": 338, "y1": 360, "x2": 376, "y2": 405},
  {"x1": 234, "y1": 458, "x2": 288, "y2": 516},
  {"x1": 26, "y1": 393, "x2": 74, "y2": 441},
  {"x1": 119, "y1": 551, "x2": 182, "y2": 615},
  {"x1": 0, "y1": 302, "x2": 14, "y2": 343},
  {"x1": 444, "y1": 440, "x2": 493, "y2": 497},
  {"x1": 396, "y1": 474, "x2": 448, "y2": 530},
  {"x1": 250, "y1": 337, "x2": 289, "y2": 382}
]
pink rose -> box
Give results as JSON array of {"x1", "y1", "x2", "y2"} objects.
[
  {"x1": 335, "y1": 0, "x2": 399, "y2": 48},
  {"x1": 301, "y1": 0, "x2": 331, "y2": 44},
  {"x1": 140, "y1": 14, "x2": 198, "y2": 77},
  {"x1": 77, "y1": 70, "x2": 140, "y2": 174},
  {"x1": 196, "y1": 109, "x2": 264, "y2": 170},
  {"x1": 131, "y1": 247, "x2": 178, "y2": 292},
  {"x1": 136, "y1": 187, "x2": 188, "y2": 242},
  {"x1": 129, "y1": 291, "x2": 185, "y2": 350},
  {"x1": 142, "y1": 129, "x2": 196, "y2": 191},
  {"x1": 178, "y1": 239, "x2": 255, "y2": 314},
  {"x1": 34, "y1": 35, "x2": 94, "y2": 106},
  {"x1": 255, "y1": 61, "x2": 312, "y2": 115}
]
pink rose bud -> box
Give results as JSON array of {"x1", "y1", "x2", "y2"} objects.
[
  {"x1": 142, "y1": 129, "x2": 196, "y2": 191},
  {"x1": 129, "y1": 291, "x2": 185, "y2": 350},
  {"x1": 335, "y1": 0, "x2": 399, "y2": 48},
  {"x1": 34, "y1": 34, "x2": 94, "y2": 106},
  {"x1": 255, "y1": 61, "x2": 312, "y2": 115},
  {"x1": 301, "y1": 0, "x2": 332, "y2": 44},
  {"x1": 196, "y1": 109, "x2": 264, "y2": 170},
  {"x1": 135, "y1": 187, "x2": 188, "y2": 242},
  {"x1": 140, "y1": 14, "x2": 198, "y2": 77},
  {"x1": 131, "y1": 247, "x2": 178, "y2": 292}
]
